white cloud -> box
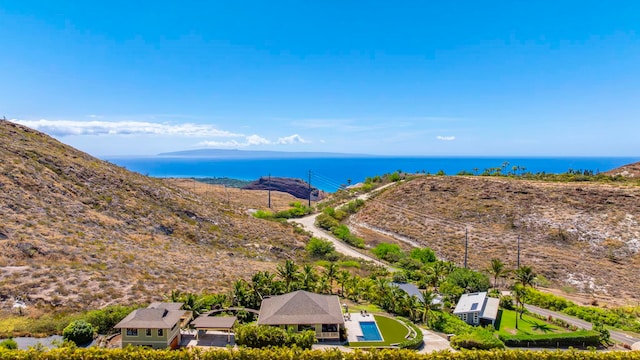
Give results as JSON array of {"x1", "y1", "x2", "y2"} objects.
[
  {"x1": 436, "y1": 135, "x2": 456, "y2": 141},
  {"x1": 13, "y1": 119, "x2": 242, "y2": 138},
  {"x1": 197, "y1": 134, "x2": 305, "y2": 148},
  {"x1": 277, "y1": 134, "x2": 308, "y2": 144}
]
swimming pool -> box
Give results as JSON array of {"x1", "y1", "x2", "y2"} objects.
[{"x1": 357, "y1": 321, "x2": 383, "y2": 341}]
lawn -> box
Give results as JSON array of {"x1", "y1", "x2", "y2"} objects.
[
  {"x1": 348, "y1": 315, "x2": 411, "y2": 347},
  {"x1": 497, "y1": 309, "x2": 567, "y2": 337}
]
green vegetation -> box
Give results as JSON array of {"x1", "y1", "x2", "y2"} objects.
[
  {"x1": 2, "y1": 347, "x2": 640, "y2": 360},
  {"x1": 349, "y1": 315, "x2": 409, "y2": 347},
  {"x1": 527, "y1": 289, "x2": 640, "y2": 333},
  {"x1": 496, "y1": 309, "x2": 565, "y2": 337},
  {"x1": 234, "y1": 324, "x2": 316, "y2": 349},
  {"x1": 0, "y1": 338, "x2": 17, "y2": 350},
  {"x1": 499, "y1": 330, "x2": 601, "y2": 348},
  {"x1": 372, "y1": 243, "x2": 402, "y2": 262},
  {"x1": 253, "y1": 202, "x2": 312, "y2": 220},
  {"x1": 62, "y1": 320, "x2": 94, "y2": 346},
  {"x1": 450, "y1": 327, "x2": 505, "y2": 350},
  {"x1": 305, "y1": 237, "x2": 335, "y2": 257},
  {"x1": 315, "y1": 212, "x2": 365, "y2": 248}
]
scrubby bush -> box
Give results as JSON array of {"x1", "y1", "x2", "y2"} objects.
[
  {"x1": 83, "y1": 305, "x2": 136, "y2": 334},
  {"x1": 500, "y1": 295, "x2": 515, "y2": 310},
  {"x1": 306, "y1": 238, "x2": 335, "y2": 257},
  {"x1": 372, "y1": 243, "x2": 402, "y2": 262},
  {"x1": 428, "y1": 311, "x2": 473, "y2": 335},
  {"x1": 0, "y1": 338, "x2": 18, "y2": 350},
  {"x1": 315, "y1": 213, "x2": 339, "y2": 231},
  {"x1": 410, "y1": 247, "x2": 436, "y2": 264},
  {"x1": 62, "y1": 320, "x2": 94, "y2": 345},
  {"x1": 235, "y1": 324, "x2": 315, "y2": 349}
]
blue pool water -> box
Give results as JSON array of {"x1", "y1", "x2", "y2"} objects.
[{"x1": 358, "y1": 321, "x2": 383, "y2": 341}]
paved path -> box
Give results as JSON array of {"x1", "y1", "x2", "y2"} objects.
[
  {"x1": 290, "y1": 183, "x2": 398, "y2": 269},
  {"x1": 525, "y1": 304, "x2": 640, "y2": 347},
  {"x1": 418, "y1": 328, "x2": 454, "y2": 353}
]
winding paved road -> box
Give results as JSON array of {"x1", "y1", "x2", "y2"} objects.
[
  {"x1": 525, "y1": 304, "x2": 640, "y2": 347},
  {"x1": 289, "y1": 183, "x2": 398, "y2": 269}
]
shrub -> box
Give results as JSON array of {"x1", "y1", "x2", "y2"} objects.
[
  {"x1": 83, "y1": 305, "x2": 136, "y2": 334},
  {"x1": 372, "y1": 243, "x2": 402, "y2": 262},
  {"x1": 62, "y1": 320, "x2": 94, "y2": 345},
  {"x1": 428, "y1": 311, "x2": 473, "y2": 335},
  {"x1": 451, "y1": 328, "x2": 505, "y2": 350},
  {"x1": 499, "y1": 330, "x2": 600, "y2": 348},
  {"x1": 315, "y1": 213, "x2": 339, "y2": 231},
  {"x1": 234, "y1": 324, "x2": 315, "y2": 349},
  {"x1": 409, "y1": 247, "x2": 436, "y2": 264},
  {"x1": 306, "y1": 238, "x2": 335, "y2": 257},
  {"x1": 0, "y1": 338, "x2": 18, "y2": 350},
  {"x1": 253, "y1": 210, "x2": 273, "y2": 219},
  {"x1": 500, "y1": 295, "x2": 515, "y2": 310}
]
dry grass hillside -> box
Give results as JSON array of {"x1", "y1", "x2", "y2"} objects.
[
  {"x1": 605, "y1": 161, "x2": 640, "y2": 178},
  {"x1": 0, "y1": 120, "x2": 308, "y2": 311},
  {"x1": 352, "y1": 176, "x2": 640, "y2": 303}
]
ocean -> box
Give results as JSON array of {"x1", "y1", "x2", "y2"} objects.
[{"x1": 104, "y1": 156, "x2": 637, "y2": 192}]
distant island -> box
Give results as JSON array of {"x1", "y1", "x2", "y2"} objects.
[{"x1": 158, "y1": 148, "x2": 374, "y2": 159}]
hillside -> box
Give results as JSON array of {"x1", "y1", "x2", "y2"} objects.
[
  {"x1": 352, "y1": 176, "x2": 640, "y2": 303},
  {"x1": 242, "y1": 177, "x2": 325, "y2": 201},
  {"x1": 0, "y1": 120, "x2": 308, "y2": 310},
  {"x1": 605, "y1": 161, "x2": 640, "y2": 178}
]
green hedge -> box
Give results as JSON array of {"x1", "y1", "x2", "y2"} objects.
[
  {"x1": 499, "y1": 330, "x2": 601, "y2": 348},
  {"x1": 2, "y1": 347, "x2": 640, "y2": 360},
  {"x1": 451, "y1": 328, "x2": 505, "y2": 350}
]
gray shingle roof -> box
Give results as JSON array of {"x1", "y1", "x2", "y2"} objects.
[
  {"x1": 114, "y1": 303, "x2": 187, "y2": 329},
  {"x1": 257, "y1": 291, "x2": 344, "y2": 326}
]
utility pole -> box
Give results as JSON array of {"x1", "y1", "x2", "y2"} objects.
[
  {"x1": 517, "y1": 235, "x2": 521, "y2": 269},
  {"x1": 268, "y1": 173, "x2": 271, "y2": 208},
  {"x1": 464, "y1": 228, "x2": 468, "y2": 269},
  {"x1": 308, "y1": 169, "x2": 312, "y2": 208}
]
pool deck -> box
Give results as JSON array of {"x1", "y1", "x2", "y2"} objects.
[{"x1": 344, "y1": 312, "x2": 380, "y2": 343}]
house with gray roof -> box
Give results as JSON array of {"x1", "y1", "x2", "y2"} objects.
[
  {"x1": 257, "y1": 290, "x2": 344, "y2": 341},
  {"x1": 114, "y1": 302, "x2": 190, "y2": 349},
  {"x1": 453, "y1": 292, "x2": 499, "y2": 326}
]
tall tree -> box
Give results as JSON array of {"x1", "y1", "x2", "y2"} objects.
[
  {"x1": 276, "y1": 260, "x2": 299, "y2": 292},
  {"x1": 514, "y1": 266, "x2": 536, "y2": 288},
  {"x1": 300, "y1": 264, "x2": 317, "y2": 291},
  {"x1": 486, "y1": 258, "x2": 507, "y2": 288},
  {"x1": 322, "y1": 263, "x2": 338, "y2": 294},
  {"x1": 337, "y1": 270, "x2": 351, "y2": 297},
  {"x1": 418, "y1": 289, "x2": 438, "y2": 325}
]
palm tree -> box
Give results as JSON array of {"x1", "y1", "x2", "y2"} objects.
[
  {"x1": 164, "y1": 289, "x2": 183, "y2": 303},
  {"x1": 277, "y1": 260, "x2": 299, "y2": 292},
  {"x1": 486, "y1": 258, "x2": 507, "y2": 288},
  {"x1": 418, "y1": 289, "x2": 437, "y2": 325},
  {"x1": 337, "y1": 270, "x2": 351, "y2": 297},
  {"x1": 514, "y1": 266, "x2": 537, "y2": 288},
  {"x1": 300, "y1": 264, "x2": 317, "y2": 291},
  {"x1": 322, "y1": 263, "x2": 338, "y2": 294},
  {"x1": 511, "y1": 283, "x2": 528, "y2": 327},
  {"x1": 182, "y1": 293, "x2": 207, "y2": 317}
]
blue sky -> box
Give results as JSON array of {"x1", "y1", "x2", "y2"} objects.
[{"x1": 1, "y1": 1, "x2": 639, "y2": 156}]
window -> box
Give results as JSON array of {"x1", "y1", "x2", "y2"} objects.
[
  {"x1": 126, "y1": 329, "x2": 138, "y2": 336},
  {"x1": 473, "y1": 312, "x2": 479, "y2": 324},
  {"x1": 145, "y1": 329, "x2": 151, "y2": 336},
  {"x1": 158, "y1": 329, "x2": 163, "y2": 337},
  {"x1": 321, "y1": 324, "x2": 337, "y2": 332},
  {"x1": 462, "y1": 313, "x2": 467, "y2": 322}
]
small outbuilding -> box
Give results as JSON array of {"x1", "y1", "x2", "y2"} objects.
[
  {"x1": 191, "y1": 314, "x2": 237, "y2": 343},
  {"x1": 453, "y1": 292, "x2": 499, "y2": 326}
]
